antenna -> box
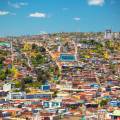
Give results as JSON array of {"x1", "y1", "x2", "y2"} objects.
[{"x1": 10, "y1": 39, "x2": 13, "y2": 67}]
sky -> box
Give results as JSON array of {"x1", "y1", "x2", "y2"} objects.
[{"x1": 0, "y1": 0, "x2": 120, "y2": 36}]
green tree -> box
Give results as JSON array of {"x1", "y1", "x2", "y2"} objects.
[
  {"x1": 100, "y1": 99, "x2": 108, "y2": 107},
  {"x1": 52, "y1": 91, "x2": 58, "y2": 98},
  {"x1": 0, "y1": 70, "x2": 6, "y2": 80},
  {"x1": 32, "y1": 44, "x2": 38, "y2": 50},
  {"x1": 38, "y1": 46, "x2": 46, "y2": 53},
  {"x1": 21, "y1": 79, "x2": 25, "y2": 91},
  {"x1": 37, "y1": 69, "x2": 50, "y2": 84},
  {"x1": 23, "y1": 76, "x2": 33, "y2": 84},
  {"x1": 0, "y1": 56, "x2": 5, "y2": 64},
  {"x1": 31, "y1": 54, "x2": 45, "y2": 66},
  {"x1": 15, "y1": 81, "x2": 21, "y2": 88},
  {"x1": 5, "y1": 68, "x2": 12, "y2": 75}
]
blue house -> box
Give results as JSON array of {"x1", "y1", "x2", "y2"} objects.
[
  {"x1": 42, "y1": 101, "x2": 62, "y2": 108},
  {"x1": 41, "y1": 85, "x2": 51, "y2": 91},
  {"x1": 109, "y1": 100, "x2": 120, "y2": 107}
]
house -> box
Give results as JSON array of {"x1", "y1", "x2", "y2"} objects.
[
  {"x1": 111, "y1": 110, "x2": 120, "y2": 120},
  {"x1": 3, "y1": 83, "x2": 15, "y2": 92},
  {"x1": 109, "y1": 100, "x2": 120, "y2": 107},
  {"x1": 42, "y1": 100, "x2": 62, "y2": 108},
  {"x1": 41, "y1": 84, "x2": 51, "y2": 91},
  {"x1": 26, "y1": 92, "x2": 53, "y2": 99},
  {"x1": 6, "y1": 92, "x2": 26, "y2": 99}
]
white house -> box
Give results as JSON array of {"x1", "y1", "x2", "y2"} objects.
[
  {"x1": 3, "y1": 83, "x2": 15, "y2": 92},
  {"x1": 6, "y1": 92, "x2": 26, "y2": 99}
]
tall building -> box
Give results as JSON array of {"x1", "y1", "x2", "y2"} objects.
[
  {"x1": 104, "y1": 29, "x2": 112, "y2": 40},
  {"x1": 58, "y1": 45, "x2": 61, "y2": 52}
]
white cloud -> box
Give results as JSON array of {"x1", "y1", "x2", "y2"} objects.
[
  {"x1": 74, "y1": 17, "x2": 80, "y2": 21},
  {"x1": 88, "y1": 0, "x2": 105, "y2": 6},
  {"x1": 0, "y1": 11, "x2": 9, "y2": 16},
  {"x1": 29, "y1": 12, "x2": 47, "y2": 18},
  {"x1": 0, "y1": 10, "x2": 16, "y2": 16},
  {"x1": 8, "y1": 1, "x2": 28, "y2": 8}
]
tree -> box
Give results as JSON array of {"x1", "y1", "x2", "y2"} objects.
[
  {"x1": 23, "y1": 42, "x2": 31, "y2": 51},
  {"x1": 103, "y1": 51, "x2": 109, "y2": 60},
  {"x1": 0, "y1": 70, "x2": 6, "y2": 80},
  {"x1": 15, "y1": 81, "x2": 21, "y2": 88},
  {"x1": 21, "y1": 79, "x2": 25, "y2": 91},
  {"x1": 32, "y1": 44, "x2": 38, "y2": 50},
  {"x1": 0, "y1": 56, "x2": 5, "y2": 64},
  {"x1": 38, "y1": 46, "x2": 46, "y2": 53},
  {"x1": 31, "y1": 54, "x2": 45, "y2": 66},
  {"x1": 23, "y1": 76, "x2": 33, "y2": 84},
  {"x1": 5, "y1": 68, "x2": 12, "y2": 75},
  {"x1": 100, "y1": 99, "x2": 108, "y2": 107},
  {"x1": 37, "y1": 69, "x2": 50, "y2": 84},
  {"x1": 53, "y1": 66, "x2": 60, "y2": 78},
  {"x1": 52, "y1": 90, "x2": 58, "y2": 98}
]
